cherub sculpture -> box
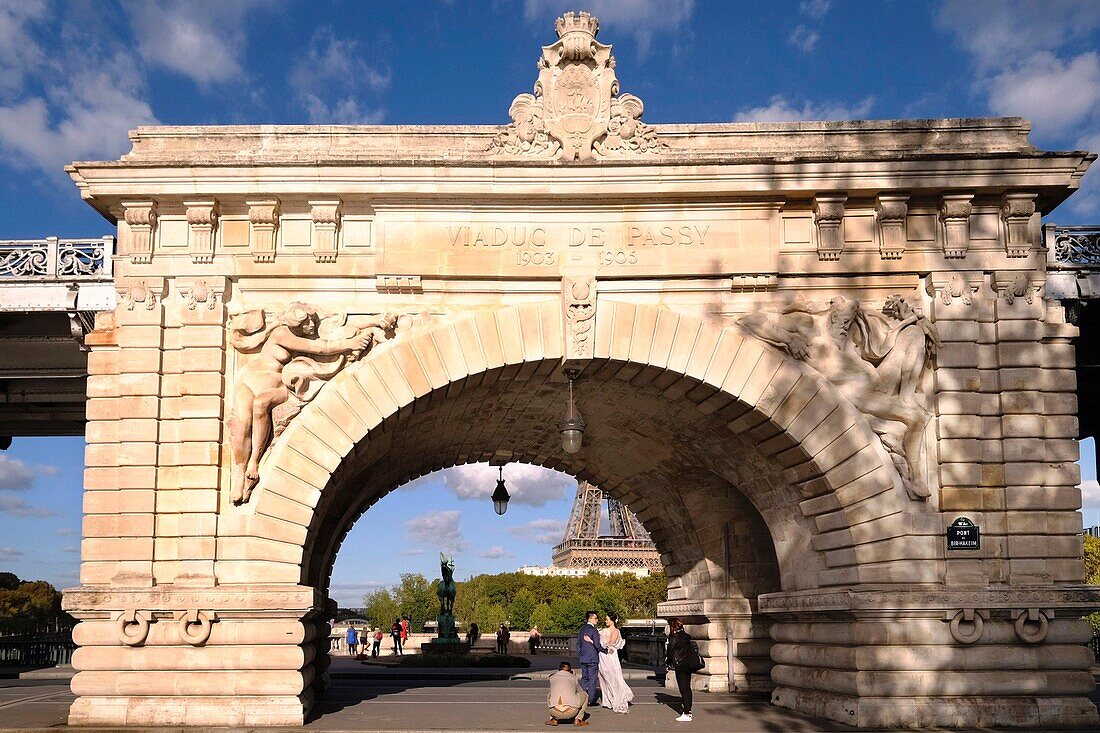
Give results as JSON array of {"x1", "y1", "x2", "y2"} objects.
[
  {"x1": 227, "y1": 303, "x2": 399, "y2": 505},
  {"x1": 739, "y1": 295, "x2": 939, "y2": 500}
]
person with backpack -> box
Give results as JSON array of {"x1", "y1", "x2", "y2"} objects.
[
  {"x1": 664, "y1": 617, "x2": 703, "y2": 723},
  {"x1": 372, "y1": 627, "x2": 383, "y2": 657},
  {"x1": 391, "y1": 619, "x2": 403, "y2": 655},
  {"x1": 344, "y1": 624, "x2": 358, "y2": 657}
]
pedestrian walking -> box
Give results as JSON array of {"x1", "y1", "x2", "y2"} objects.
[
  {"x1": 391, "y1": 619, "x2": 403, "y2": 655},
  {"x1": 372, "y1": 627, "x2": 382, "y2": 657},
  {"x1": 665, "y1": 617, "x2": 704, "y2": 723},
  {"x1": 529, "y1": 625, "x2": 542, "y2": 655},
  {"x1": 344, "y1": 624, "x2": 358, "y2": 657}
]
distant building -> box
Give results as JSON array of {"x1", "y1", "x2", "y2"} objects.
[
  {"x1": 1085, "y1": 525, "x2": 1100, "y2": 538},
  {"x1": 517, "y1": 564, "x2": 652, "y2": 578},
  {"x1": 551, "y1": 482, "x2": 663, "y2": 574}
]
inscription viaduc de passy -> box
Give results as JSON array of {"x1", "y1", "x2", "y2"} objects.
[{"x1": 378, "y1": 211, "x2": 775, "y2": 276}]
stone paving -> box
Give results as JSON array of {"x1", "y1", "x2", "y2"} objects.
[{"x1": 3, "y1": 662, "x2": 1100, "y2": 732}]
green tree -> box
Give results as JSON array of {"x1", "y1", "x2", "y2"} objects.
[
  {"x1": 0, "y1": 572, "x2": 20, "y2": 591},
  {"x1": 363, "y1": 587, "x2": 400, "y2": 630},
  {"x1": 508, "y1": 588, "x2": 537, "y2": 629},
  {"x1": 1084, "y1": 535, "x2": 1100, "y2": 633},
  {"x1": 529, "y1": 603, "x2": 554, "y2": 633},
  {"x1": 395, "y1": 573, "x2": 437, "y2": 633},
  {"x1": 0, "y1": 577, "x2": 68, "y2": 635}
]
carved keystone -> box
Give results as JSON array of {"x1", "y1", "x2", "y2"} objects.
[{"x1": 562, "y1": 276, "x2": 596, "y2": 371}]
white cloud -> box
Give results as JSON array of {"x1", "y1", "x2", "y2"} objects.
[
  {"x1": 522, "y1": 0, "x2": 695, "y2": 56},
  {"x1": 0, "y1": 546, "x2": 24, "y2": 560},
  {"x1": 404, "y1": 510, "x2": 467, "y2": 554},
  {"x1": 440, "y1": 464, "x2": 573, "y2": 507},
  {"x1": 123, "y1": 0, "x2": 266, "y2": 86},
  {"x1": 54, "y1": 527, "x2": 77, "y2": 537},
  {"x1": 937, "y1": 0, "x2": 1100, "y2": 72},
  {"x1": 509, "y1": 518, "x2": 567, "y2": 545},
  {"x1": 328, "y1": 581, "x2": 385, "y2": 608},
  {"x1": 478, "y1": 546, "x2": 514, "y2": 559},
  {"x1": 0, "y1": 10, "x2": 159, "y2": 178},
  {"x1": 799, "y1": 0, "x2": 831, "y2": 20},
  {"x1": 987, "y1": 51, "x2": 1100, "y2": 135},
  {"x1": 0, "y1": 494, "x2": 54, "y2": 517},
  {"x1": 938, "y1": 0, "x2": 1100, "y2": 146},
  {"x1": 1080, "y1": 479, "x2": 1100, "y2": 524},
  {"x1": 733, "y1": 95, "x2": 875, "y2": 123},
  {"x1": 788, "y1": 25, "x2": 819, "y2": 53},
  {"x1": 289, "y1": 30, "x2": 389, "y2": 124},
  {"x1": 0, "y1": 453, "x2": 41, "y2": 488},
  {"x1": 403, "y1": 548, "x2": 425, "y2": 556},
  {"x1": 0, "y1": 0, "x2": 48, "y2": 97}
]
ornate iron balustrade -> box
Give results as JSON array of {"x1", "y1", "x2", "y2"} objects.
[
  {"x1": 1045, "y1": 225, "x2": 1100, "y2": 268},
  {"x1": 0, "y1": 237, "x2": 114, "y2": 280}
]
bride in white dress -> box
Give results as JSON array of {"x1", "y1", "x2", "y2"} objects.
[{"x1": 597, "y1": 613, "x2": 634, "y2": 713}]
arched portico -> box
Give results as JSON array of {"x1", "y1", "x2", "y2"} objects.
[{"x1": 60, "y1": 12, "x2": 1099, "y2": 730}]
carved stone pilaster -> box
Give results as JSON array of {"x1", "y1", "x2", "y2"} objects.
[
  {"x1": 1001, "y1": 193, "x2": 1036, "y2": 258},
  {"x1": 813, "y1": 194, "x2": 846, "y2": 261},
  {"x1": 122, "y1": 201, "x2": 157, "y2": 264},
  {"x1": 940, "y1": 193, "x2": 973, "y2": 259},
  {"x1": 185, "y1": 200, "x2": 218, "y2": 264},
  {"x1": 562, "y1": 276, "x2": 596, "y2": 371},
  {"x1": 247, "y1": 200, "x2": 279, "y2": 263},
  {"x1": 310, "y1": 200, "x2": 341, "y2": 263},
  {"x1": 875, "y1": 194, "x2": 908, "y2": 260}
]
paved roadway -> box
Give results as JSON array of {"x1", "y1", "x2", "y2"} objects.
[
  {"x1": 2, "y1": 657, "x2": 1099, "y2": 732},
  {"x1": 0, "y1": 675, "x2": 849, "y2": 732}
]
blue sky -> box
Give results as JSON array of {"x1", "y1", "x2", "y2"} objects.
[{"x1": 1, "y1": 1, "x2": 1099, "y2": 607}]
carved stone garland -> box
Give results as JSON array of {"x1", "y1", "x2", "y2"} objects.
[{"x1": 488, "y1": 12, "x2": 666, "y2": 160}]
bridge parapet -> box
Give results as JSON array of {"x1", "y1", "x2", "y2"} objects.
[{"x1": 1045, "y1": 225, "x2": 1100, "y2": 318}]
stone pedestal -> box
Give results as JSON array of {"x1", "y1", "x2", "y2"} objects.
[
  {"x1": 761, "y1": 587, "x2": 1100, "y2": 730},
  {"x1": 64, "y1": 585, "x2": 321, "y2": 727},
  {"x1": 421, "y1": 640, "x2": 471, "y2": 655}
]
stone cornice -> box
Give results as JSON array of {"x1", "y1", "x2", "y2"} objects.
[
  {"x1": 759, "y1": 586, "x2": 1100, "y2": 617},
  {"x1": 62, "y1": 584, "x2": 322, "y2": 617},
  {"x1": 108, "y1": 118, "x2": 1040, "y2": 164}
]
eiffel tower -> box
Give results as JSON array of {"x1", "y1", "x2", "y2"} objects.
[{"x1": 551, "y1": 481, "x2": 663, "y2": 573}]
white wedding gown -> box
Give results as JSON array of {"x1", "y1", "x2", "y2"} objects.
[{"x1": 597, "y1": 627, "x2": 634, "y2": 713}]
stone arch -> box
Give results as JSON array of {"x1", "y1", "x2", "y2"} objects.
[{"x1": 222, "y1": 300, "x2": 923, "y2": 596}]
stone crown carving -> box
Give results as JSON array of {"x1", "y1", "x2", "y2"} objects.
[{"x1": 489, "y1": 12, "x2": 665, "y2": 160}]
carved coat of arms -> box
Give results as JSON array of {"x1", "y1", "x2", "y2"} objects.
[{"x1": 489, "y1": 12, "x2": 665, "y2": 160}]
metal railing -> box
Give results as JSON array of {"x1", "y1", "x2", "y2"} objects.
[
  {"x1": 552, "y1": 538, "x2": 658, "y2": 555},
  {"x1": 1045, "y1": 225, "x2": 1100, "y2": 269},
  {"x1": 0, "y1": 633, "x2": 76, "y2": 667},
  {"x1": 0, "y1": 237, "x2": 114, "y2": 280}
]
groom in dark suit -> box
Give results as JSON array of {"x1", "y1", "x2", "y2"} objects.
[{"x1": 576, "y1": 610, "x2": 607, "y2": 708}]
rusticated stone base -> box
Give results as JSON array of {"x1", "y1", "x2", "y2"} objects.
[
  {"x1": 761, "y1": 587, "x2": 1100, "y2": 730},
  {"x1": 69, "y1": 693, "x2": 312, "y2": 727},
  {"x1": 771, "y1": 688, "x2": 1098, "y2": 730}
]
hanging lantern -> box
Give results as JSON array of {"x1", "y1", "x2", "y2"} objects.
[
  {"x1": 558, "y1": 377, "x2": 586, "y2": 454},
  {"x1": 491, "y1": 465, "x2": 510, "y2": 516}
]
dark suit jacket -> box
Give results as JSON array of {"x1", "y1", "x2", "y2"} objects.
[{"x1": 576, "y1": 622, "x2": 606, "y2": 664}]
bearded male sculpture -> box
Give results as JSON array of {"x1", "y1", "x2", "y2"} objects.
[
  {"x1": 227, "y1": 303, "x2": 399, "y2": 505},
  {"x1": 738, "y1": 294, "x2": 939, "y2": 500}
]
